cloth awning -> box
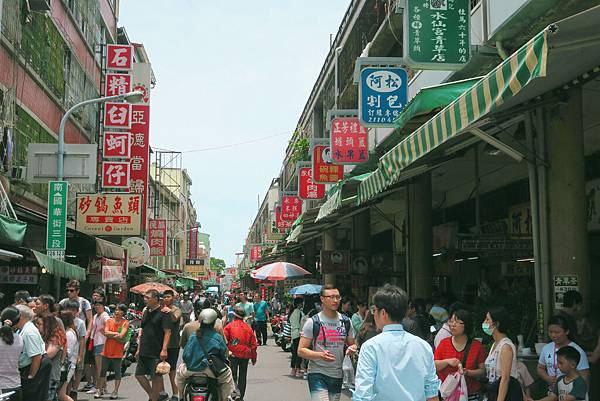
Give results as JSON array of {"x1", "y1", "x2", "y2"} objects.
[
  {"x1": 32, "y1": 250, "x2": 86, "y2": 282},
  {"x1": 142, "y1": 264, "x2": 175, "y2": 279},
  {"x1": 359, "y1": 6, "x2": 600, "y2": 204},
  {"x1": 315, "y1": 173, "x2": 371, "y2": 222},
  {"x1": 95, "y1": 238, "x2": 125, "y2": 260},
  {"x1": 0, "y1": 214, "x2": 27, "y2": 247},
  {"x1": 175, "y1": 276, "x2": 196, "y2": 290},
  {"x1": 286, "y1": 224, "x2": 303, "y2": 244}
]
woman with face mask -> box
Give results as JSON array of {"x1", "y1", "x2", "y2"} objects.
[
  {"x1": 482, "y1": 306, "x2": 522, "y2": 401},
  {"x1": 536, "y1": 315, "x2": 590, "y2": 392}
]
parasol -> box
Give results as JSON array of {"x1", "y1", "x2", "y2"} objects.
[
  {"x1": 130, "y1": 282, "x2": 176, "y2": 295},
  {"x1": 250, "y1": 262, "x2": 311, "y2": 281}
]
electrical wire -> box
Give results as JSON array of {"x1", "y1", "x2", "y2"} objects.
[{"x1": 152, "y1": 130, "x2": 294, "y2": 154}]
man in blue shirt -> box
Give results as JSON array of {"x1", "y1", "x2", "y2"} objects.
[
  {"x1": 353, "y1": 285, "x2": 440, "y2": 401},
  {"x1": 253, "y1": 292, "x2": 270, "y2": 345}
]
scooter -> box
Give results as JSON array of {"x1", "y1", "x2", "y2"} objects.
[
  {"x1": 274, "y1": 321, "x2": 292, "y2": 352},
  {"x1": 183, "y1": 375, "x2": 219, "y2": 401},
  {"x1": 120, "y1": 327, "x2": 139, "y2": 375}
]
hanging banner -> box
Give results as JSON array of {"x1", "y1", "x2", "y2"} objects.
[
  {"x1": 106, "y1": 44, "x2": 134, "y2": 71},
  {"x1": 101, "y1": 257, "x2": 123, "y2": 283},
  {"x1": 358, "y1": 66, "x2": 408, "y2": 127},
  {"x1": 312, "y1": 144, "x2": 344, "y2": 184},
  {"x1": 104, "y1": 73, "x2": 132, "y2": 97},
  {"x1": 281, "y1": 195, "x2": 302, "y2": 221},
  {"x1": 103, "y1": 132, "x2": 131, "y2": 159},
  {"x1": 148, "y1": 219, "x2": 167, "y2": 256},
  {"x1": 298, "y1": 166, "x2": 325, "y2": 200},
  {"x1": 404, "y1": 0, "x2": 471, "y2": 70},
  {"x1": 76, "y1": 193, "x2": 142, "y2": 236},
  {"x1": 330, "y1": 117, "x2": 369, "y2": 164}
]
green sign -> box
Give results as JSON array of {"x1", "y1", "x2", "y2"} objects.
[
  {"x1": 404, "y1": 0, "x2": 471, "y2": 70},
  {"x1": 46, "y1": 181, "x2": 68, "y2": 259}
]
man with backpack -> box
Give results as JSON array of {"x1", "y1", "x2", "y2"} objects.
[{"x1": 298, "y1": 285, "x2": 357, "y2": 401}]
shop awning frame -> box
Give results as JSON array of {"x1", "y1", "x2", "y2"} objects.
[{"x1": 32, "y1": 250, "x2": 86, "y2": 282}]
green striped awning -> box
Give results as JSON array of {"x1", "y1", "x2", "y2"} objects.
[
  {"x1": 357, "y1": 168, "x2": 390, "y2": 204},
  {"x1": 379, "y1": 30, "x2": 548, "y2": 185},
  {"x1": 286, "y1": 224, "x2": 303, "y2": 243},
  {"x1": 33, "y1": 250, "x2": 87, "y2": 282},
  {"x1": 315, "y1": 190, "x2": 342, "y2": 222}
]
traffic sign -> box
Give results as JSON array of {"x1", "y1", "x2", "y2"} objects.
[
  {"x1": 46, "y1": 181, "x2": 68, "y2": 260},
  {"x1": 358, "y1": 66, "x2": 408, "y2": 127}
]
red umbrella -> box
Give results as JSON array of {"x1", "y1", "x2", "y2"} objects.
[
  {"x1": 251, "y1": 262, "x2": 311, "y2": 281},
  {"x1": 130, "y1": 282, "x2": 177, "y2": 295}
]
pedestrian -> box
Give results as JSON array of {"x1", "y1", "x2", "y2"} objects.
[
  {"x1": 353, "y1": 285, "x2": 440, "y2": 401},
  {"x1": 271, "y1": 293, "x2": 281, "y2": 316},
  {"x1": 89, "y1": 300, "x2": 109, "y2": 397},
  {"x1": 429, "y1": 292, "x2": 450, "y2": 329},
  {"x1": 236, "y1": 293, "x2": 254, "y2": 327},
  {"x1": 61, "y1": 300, "x2": 86, "y2": 399},
  {"x1": 533, "y1": 345, "x2": 588, "y2": 401},
  {"x1": 36, "y1": 312, "x2": 67, "y2": 401},
  {"x1": 252, "y1": 293, "x2": 269, "y2": 346},
  {"x1": 58, "y1": 311, "x2": 77, "y2": 401},
  {"x1": 135, "y1": 289, "x2": 172, "y2": 401},
  {"x1": 98, "y1": 304, "x2": 129, "y2": 399},
  {"x1": 34, "y1": 294, "x2": 65, "y2": 331},
  {"x1": 482, "y1": 306, "x2": 522, "y2": 401},
  {"x1": 351, "y1": 301, "x2": 367, "y2": 335},
  {"x1": 14, "y1": 304, "x2": 52, "y2": 401},
  {"x1": 0, "y1": 306, "x2": 24, "y2": 401},
  {"x1": 434, "y1": 302, "x2": 465, "y2": 349},
  {"x1": 356, "y1": 311, "x2": 378, "y2": 348},
  {"x1": 289, "y1": 298, "x2": 305, "y2": 378},
  {"x1": 340, "y1": 297, "x2": 353, "y2": 320},
  {"x1": 59, "y1": 281, "x2": 93, "y2": 324},
  {"x1": 434, "y1": 309, "x2": 486, "y2": 400},
  {"x1": 13, "y1": 291, "x2": 30, "y2": 307},
  {"x1": 161, "y1": 290, "x2": 183, "y2": 401},
  {"x1": 223, "y1": 306, "x2": 257, "y2": 400},
  {"x1": 537, "y1": 315, "x2": 590, "y2": 391},
  {"x1": 175, "y1": 308, "x2": 235, "y2": 401},
  {"x1": 298, "y1": 284, "x2": 357, "y2": 401},
  {"x1": 180, "y1": 294, "x2": 194, "y2": 326}
]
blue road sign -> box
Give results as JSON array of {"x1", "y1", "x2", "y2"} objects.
[{"x1": 359, "y1": 67, "x2": 408, "y2": 127}]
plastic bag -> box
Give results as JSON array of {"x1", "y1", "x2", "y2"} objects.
[
  {"x1": 342, "y1": 355, "x2": 354, "y2": 386},
  {"x1": 441, "y1": 372, "x2": 468, "y2": 401}
]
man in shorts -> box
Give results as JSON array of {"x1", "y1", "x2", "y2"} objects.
[
  {"x1": 162, "y1": 290, "x2": 182, "y2": 401},
  {"x1": 63, "y1": 300, "x2": 87, "y2": 399},
  {"x1": 135, "y1": 289, "x2": 172, "y2": 401}
]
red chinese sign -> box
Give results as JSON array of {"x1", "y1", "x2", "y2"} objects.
[
  {"x1": 76, "y1": 193, "x2": 142, "y2": 236},
  {"x1": 104, "y1": 73, "x2": 132, "y2": 97},
  {"x1": 129, "y1": 104, "x2": 150, "y2": 230},
  {"x1": 148, "y1": 219, "x2": 167, "y2": 256},
  {"x1": 275, "y1": 207, "x2": 293, "y2": 230},
  {"x1": 330, "y1": 117, "x2": 369, "y2": 164},
  {"x1": 312, "y1": 145, "x2": 344, "y2": 183},
  {"x1": 250, "y1": 246, "x2": 262, "y2": 262},
  {"x1": 104, "y1": 102, "x2": 132, "y2": 129},
  {"x1": 298, "y1": 167, "x2": 325, "y2": 200},
  {"x1": 106, "y1": 44, "x2": 133, "y2": 70},
  {"x1": 103, "y1": 132, "x2": 131, "y2": 159},
  {"x1": 281, "y1": 195, "x2": 302, "y2": 221},
  {"x1": 102, "y1": 161, "x2": 130, "y2": 189}
]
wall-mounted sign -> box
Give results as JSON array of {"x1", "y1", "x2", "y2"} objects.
[
  {"x1": 330, "y1": 117, "x2": 369, "y2": 164},
  {"x1": 250, "y1": 246, "x2": 262, "y2": 262},
  {"x1": 46, "y1": 181, "x2": 68, "y2": 260},
  {"x1": 103, "y1": 132, "x2": 131, "y2": 159},
  {"x1": 0, "y1": 266, "x2": 38, "y2": 284},
  {"x1": 298, "y1": 166, "x2": 325, "y2": 200},
  {"x1": 554, "y1": 275, "x2": 578, "y2": 309},
  {"x1": 101, "y1": 257, "x2": 123, "y2": 284},
  {"x1": 104, "y1": 102, "x2": 132, "y2": 129},
  {"x1": 102, "y1": 161, "x2": 130, "y2": 189},
  {"x1": 129, "y1": 104, "x2": 150, "y2": 229},
  {"x1": 359, "y1": 66, "x2": 408, "y2": 127},
  {"x1": 404, "y1": 0, "x2": 471, "y2": 70},
  {"x1": 106, "y1": 44, "x2": 133, "y2": 71},
  {"x1": 320, "y1": 250, "x2": 351, "y2": 274},
  {"x1": 148, "y1": 219, "x2": 167, "y2": 256},
  {"x1": 104, "y1": 73, "x2": 132, "y2": 97},
  {"x1": 312, "y1": 144, "x2": 344, "y2": 184},
  {"x1": 122, "y1": 237, "x2": 150, "y2": 267},
  {"x1": 76, "y1": 193, "x2": 142, "y2": 236}
]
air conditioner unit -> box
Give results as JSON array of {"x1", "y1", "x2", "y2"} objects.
[
  {"x1": 29, "y1": 0, "x2": 51, "y2": 12},
  {"x1": 10, "y1": 166, "x2": 26, "y2": 180}
]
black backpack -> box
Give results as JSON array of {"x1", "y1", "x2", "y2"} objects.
[{"x1": 311, "y1": 313, "x2": 351, "y2": 349}]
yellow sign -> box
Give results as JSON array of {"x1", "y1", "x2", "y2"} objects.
[
  {"x1": 76, "y1": 193, "x2": 142, "y2": 236},
  {"x1": 185, "y1": 264, "x2": 206, "y2": 276}
]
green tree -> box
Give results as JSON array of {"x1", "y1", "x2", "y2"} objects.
[{"x1": 210, "y1": 257, "x2": 226, "y2": 274}]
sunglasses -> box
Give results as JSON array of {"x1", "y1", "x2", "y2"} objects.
[{"x1": 67, "y1": 289, "x2": 78, "y2": 292}]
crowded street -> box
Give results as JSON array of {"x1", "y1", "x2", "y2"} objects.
[{"x1": 2, "y1": 0, "x2": 600, "y2": 400}]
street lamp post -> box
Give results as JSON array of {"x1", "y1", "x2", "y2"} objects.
[
  {"x1": 57, "y1": 91, "x2": 143, "y2": 180},
  {"x1": 171, "y1": 225, "x2": 201, "y2": 270}
]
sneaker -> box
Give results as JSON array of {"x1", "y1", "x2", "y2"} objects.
[
  {"x1": 109, "y1": 393, "x2": 118, "y2": 400},
  {"x1": 86, "y1": 386, "x2": 97, "y2": 394},
  {"x1": 303, "y1": 373, "x2": 308, "y2": 379},
  {"x1": 94, "y1": 389, "x2": 104, "y2": 398},
  {"x1": 81, "y1": 383, "x2": 94, "y2": 392}
]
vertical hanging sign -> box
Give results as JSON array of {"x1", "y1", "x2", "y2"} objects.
[
  {"x1": 404, "y1": 0, "x2": 471, "y2": 70},
  {"x1": 148, "y1": 219, "x2": 167, "y2": 256},
  {"x1": 281, "y1": 195, "x2": 302, "y2": 221},
  {"x1": 46, "y1": 181, "x2": 68, "y2": 260},
  {"x1": 298, "y1": 166, "x2": 325, "y2": 200},
  {"x1": 312, "y1": 143, "x2": 344, "y2": 184},
  {"x1": 358, "y1": 66, "x2": 408, "y2": 127},
  {"x1": 330, "y1": 117, "x2": 369, "y2": 164}
]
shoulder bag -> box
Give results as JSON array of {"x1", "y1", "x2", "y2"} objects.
[{"x1": 198, "y1": 336, "x2": 228, "y2": 377}]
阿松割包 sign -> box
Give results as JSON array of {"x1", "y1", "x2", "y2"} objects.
[{"x1": 357, "y1": 61, "x2": 408, "y2": 127}]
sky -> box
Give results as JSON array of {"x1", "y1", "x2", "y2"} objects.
[{"x1": 119, "y1": 1, "x2": 351, "y2": 266}]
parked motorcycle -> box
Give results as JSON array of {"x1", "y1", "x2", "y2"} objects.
[
  {"x1": 274, "y1": 320, "x2": 292, "y2": 352},
  {"x1": 120, "y1": 326, "x2": 139, "y2": 375},
  {"x1": 270, "y1": 313, "x2": 286, "y2": 335}
]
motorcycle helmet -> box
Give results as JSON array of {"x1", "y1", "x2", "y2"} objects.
[{"x1": 198, "y1": 308, "x2": 218, "y2": 325}]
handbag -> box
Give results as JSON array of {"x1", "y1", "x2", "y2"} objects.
[
  {"x1": 198, "y1": 336, "x2": 228, "y2": 377},
  {"x1": 486, "y1": 376, "x2": 523, "y2": 401}
]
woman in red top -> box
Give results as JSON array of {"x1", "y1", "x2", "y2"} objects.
[
  {"x1": 223, "y1": 306, "x2": 257, "y2": 400},
  {"x1": 434, "y1": 309, "x2": 487, "y2": 400}
]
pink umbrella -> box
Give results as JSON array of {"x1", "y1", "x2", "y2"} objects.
[{"x1": 250, "y1": 262, "x2": 311, "y2": 281}]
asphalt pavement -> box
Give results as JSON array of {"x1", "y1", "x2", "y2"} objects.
[{"x1": 80, "y1": 341, "x2": 352, "y2": 401}]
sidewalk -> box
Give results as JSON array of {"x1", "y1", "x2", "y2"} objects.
[{"x1": 244, "y1": 344, "x2": 352, "y2": 401}]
